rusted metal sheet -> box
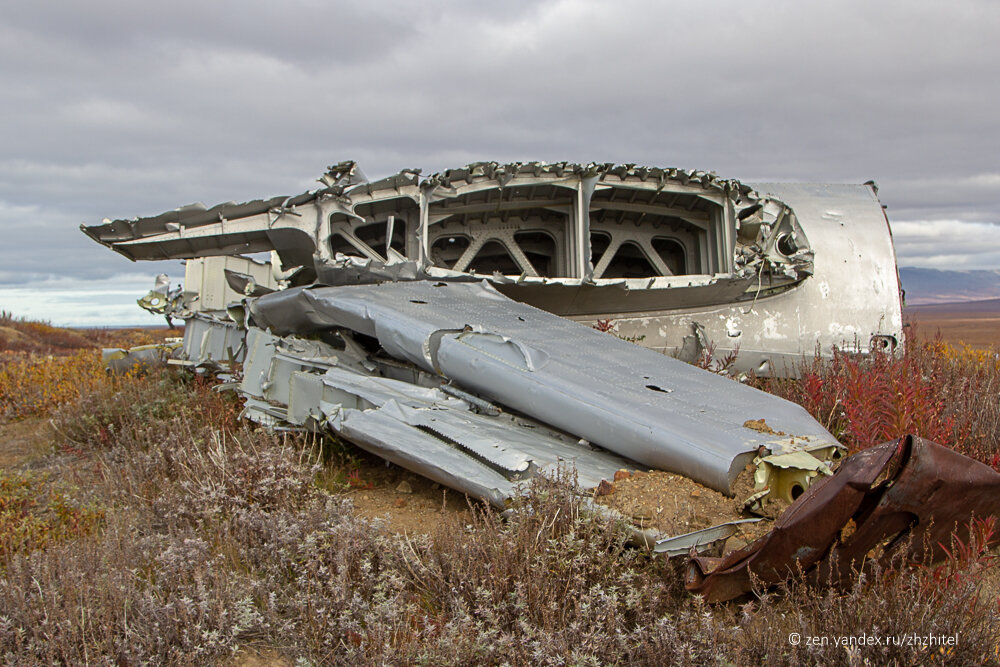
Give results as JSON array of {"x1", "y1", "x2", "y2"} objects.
[{"x1": 686, "y1": 435, "x2": 1000, "y2": 602}]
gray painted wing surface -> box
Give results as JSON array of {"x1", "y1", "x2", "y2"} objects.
[{"x1": 249, "y1": 281, "x2": 838, "y2": 493}]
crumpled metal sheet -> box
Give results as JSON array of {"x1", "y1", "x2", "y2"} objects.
[
  {"x1": 686, "y1": 435, "x2": 1000, "y2": 602},
  {"x1": 231, "y1": 325, "x2": 637, "y2": 504},
  {"x1": 314, "y1": 254, "x2": 456, "y2": 286},
  {"x1": 338, "y1": 409, "x2": 515, "y2": 507},
  {"x1": 320, "y1": 367, "x2": 636, "y2": 505},
  {"x1": 178, "y1": 312, "x2": 245, "y2": 369},
  {"x1": 654, "y1": 519, "x2": 762, "y2": 557},
  {"x1": 246, "y1": 280, "x2": 840, "y2": 494}
]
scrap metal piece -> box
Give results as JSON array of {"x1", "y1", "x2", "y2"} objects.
[
  {"x1": 103, "y1": 341, "x2": 182, "y2": 375},
  {"x1": 324, "y1": 368, "x2": 636, "y2": 497},
  {"x1": 175, "y1": 312, "x2": 246, "y2": 371},
  {"x1": 246, "y1": 280, "x2": 841, "y2": 494},
  {"x1": 686, "y1": 435, "x2": 1000, "y2": 602},
  {"x1": 654, "y1": 519, "x2": 762, "y2": 558},
  {"x1": 137, "y1": 273, "x2": 183, "y2": 315},
  {"x1": 229, "y1": 322, "x2": 638, "y2": 497},
  {"x1": 753, "y1": 449, "x2": 836, "y2": 504}
]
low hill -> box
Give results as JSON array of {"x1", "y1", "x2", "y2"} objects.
[
  {"x1": 0, "y1": 311, "x2": 176, "y2": 356},
  {"x1": 899, "y1": 267, "x2": 1000, "y2": 305}
]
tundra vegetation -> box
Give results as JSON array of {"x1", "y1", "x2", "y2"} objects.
[{"x1": 0, "y1": 309, "x2": 998, "y2": 665}]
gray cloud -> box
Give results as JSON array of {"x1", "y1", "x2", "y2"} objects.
[
  {"x1": 889, "y1": 220, "x2": 1000, "y2": 269},
  {"x1": 1, "y1": 0, "x2": 998, "y2": 322}
]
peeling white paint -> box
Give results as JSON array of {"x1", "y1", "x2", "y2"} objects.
[
  {"x1": 725, "y1": 317, "x2": 742, "y2": 338},
  {"x1": 760, "y1": 312, "x2": 788, "y2": 341},
  {"x1": 827, "y1": 322, "x2": 860, "y2": 338}
]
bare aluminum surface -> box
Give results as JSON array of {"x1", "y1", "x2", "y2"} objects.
[
  {"x1": 247, "y1": 280, "x2": 840, "y2": 493},
  {"x1": 177, "y1": 312, "x2": 245, "y2": 369},
  {"x1": 599, "y1": 183, "x2": 905, "y2": 374},
  {"x1": 654, "y1": 519, "x2": 762, "y2": 557},
  {"x1": 103, "y1": 342, "x2": 182, "y2": 375}
]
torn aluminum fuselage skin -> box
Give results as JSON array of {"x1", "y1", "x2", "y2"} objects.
[{"x1": 81, "y1": 161, "x2": 905, "y2": 376}]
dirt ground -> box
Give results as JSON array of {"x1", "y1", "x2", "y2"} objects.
[
  {"x1": 341, "y1": 449, "x2": 475, "y2": 534},
  {"x1": 0, "y1": 416, "x2": 473, "y2": 536},
  {"x1": 592, "y1": 468, "x2": 774, "y2": 547},
  {"x1": 1, "y1": 415, "x2": 784, "y2": 544}
]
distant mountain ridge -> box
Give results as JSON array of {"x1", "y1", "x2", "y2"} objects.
[
  {"x1": 898, "y1": 267, "x2": 1000, "y2": 305},
  {"x1": 905, "y1": 298, "x2": 1000, "y2": 314}
]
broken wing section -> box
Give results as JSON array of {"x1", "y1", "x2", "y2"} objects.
[
  {"x1": 246, "y1": 280, "x2": 841, "y2": 495},
  {"x1": 229, "y1": 324, "x2": 638, "y2": 508}
]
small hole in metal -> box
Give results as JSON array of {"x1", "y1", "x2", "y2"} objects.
[
  {"x1": 410, "y1": 299, "x2": 428, "y2": 304},
  {"x1": 645, "y1": 384, "x2": 671, "y2": 393},
  {"x1": 776, "y1": 233, "x2": 797, "y2": 256}
]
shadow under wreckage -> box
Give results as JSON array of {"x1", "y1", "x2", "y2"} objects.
[{"x1": 85, "y1": 161, "x2": 1000, "y2": 601}]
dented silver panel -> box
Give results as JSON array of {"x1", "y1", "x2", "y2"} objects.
[{"x1": 230, "y1": 322, "x2": 639, "y2": 505}]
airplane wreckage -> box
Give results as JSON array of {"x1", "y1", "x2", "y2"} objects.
[{"x1": 84, "y1": 161, "x2": 1000, "y2": 601}]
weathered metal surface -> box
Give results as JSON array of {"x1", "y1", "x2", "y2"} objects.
[
  {"x1": 598, "y1": 183, "x2": 905, "y2": 375},
  {"x1": 81, "y1": 161, "x2": 904, "y2": 376},
  {"x1": 227, "y1": 317, "x2": 640, "y2": 506},
  {"x1": 686, "y1": 435, "x2": 1000, "y2": 602},
  {"x1": 246, "y1": 280, "x2": 841, "y2": 494},
  {"x1": 654, "y1": 519, "x2": 762, "y2": 557},
  {"x1": 103, "y1": 341, "x2": 182, "y2": 375},
  {"x1": 175, "y1": 312, "x2": 245, "y2": 371}
]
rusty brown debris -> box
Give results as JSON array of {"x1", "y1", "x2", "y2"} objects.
[{"x1": 686, "y1": 435, "x2": 1000, "y2": 602}]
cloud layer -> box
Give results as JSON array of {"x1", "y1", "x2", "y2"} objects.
[{"x1": 1, "y1": 0, "x2": 998, "y2": 322}]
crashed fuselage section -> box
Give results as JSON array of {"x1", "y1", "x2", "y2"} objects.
[
  {"x1": 87, "y1": 161, "x2": 964, "y2": 585},
  {"x1": 83, "y1": 162, "x2": 904, "y2": 375}
]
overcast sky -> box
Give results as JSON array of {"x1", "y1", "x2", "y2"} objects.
[{"x1": 1, "y1": 0, "x2": 998, "y2": 325}]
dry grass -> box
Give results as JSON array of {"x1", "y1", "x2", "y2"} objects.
[
  {"x1": 0, "y1": 317, "x2": 997, "y2": 664},
  {"x1": 0, "y1": 469, "x2": 104, "y2": 569},
  {"x1": 905, "y1": 304, "x2": 1000, "y2": 351},
  {"x1": 0, "y1": 350, "x2": 108, "y2": 422},
  {"x1": 0, "y1": 310, "x2": 174, "y2": 356},
  {"x1": 0, "y1": 312, "x2": 176, "y2": 422}
]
